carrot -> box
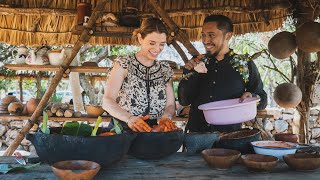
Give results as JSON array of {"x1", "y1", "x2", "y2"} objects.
[{"x1": 98, "y1": 132, "x2": 115, "y2": 136}]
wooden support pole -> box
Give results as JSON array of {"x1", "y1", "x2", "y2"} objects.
[
  {"x1": 171, "y1": 40, "x2": 189, "y2": 64},
  {"x1": 147, "y1": 0, "x2": 199, "y2": 58},
  {"x1": 18, "y1": 76, "x2": 22, "y2": 102},
  {"x1": 36, "y1": 72, "x2": 41, "y2": 99},
  {"x1": 4, "y1": 0, "x2": 108, "y2": 156}
]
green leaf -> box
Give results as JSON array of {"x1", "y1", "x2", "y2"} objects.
[
  {"x1": 91, "y1": 116, "x2": 102, "y2": 136},
  {"x1": 40, "y1": 111, "x2": 50, "y2": 134},
  {"x1": 0, "y1": 163, "x2": 41, "y2": 174},
  {"x1": 61, "y1": 121, "x2": 92, "y2": 136},
  {"x1": 110, "y1": 119, "x2": 123, "y2": 135}
]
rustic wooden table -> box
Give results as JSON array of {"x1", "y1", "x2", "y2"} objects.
[{"x1": 1, "y1": 153, "x2": 320, "y2": 180}]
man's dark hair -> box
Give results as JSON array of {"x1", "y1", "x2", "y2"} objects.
[{"x1": 203, "y1": 15, "x2": 233, "y2": 33}]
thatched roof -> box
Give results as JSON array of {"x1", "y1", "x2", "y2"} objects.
[{"x1": 0, "y1": 0, "x2": 291, "y2": 46}]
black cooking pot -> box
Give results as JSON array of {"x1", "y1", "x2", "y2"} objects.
[
  {"x1": 26, "y1": 127, "x2": 136, "y2": 166},
  {"x1": 215, "y1": 128, "x2": 261, "y2": 154},
  {"x1": 183, "y1": 132, "x2": 220, "y2": 155},
  {"x1": 128, "y1": 129, "x2": 184, "y2": 159}
]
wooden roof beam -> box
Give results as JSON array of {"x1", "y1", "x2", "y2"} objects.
[
  {"x1": 147, "y1": 0, "x2": 199, "y2": 62},
  {"x1": 0, "y1": 7, "x2": 76, "y2": 16}
]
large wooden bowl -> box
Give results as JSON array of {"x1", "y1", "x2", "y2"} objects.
[
  {"x1": 284, "y1": 153, "x2": 320, "y2": 171},
  {"x1": 51, "y1": 160, "x2": 101, "y2": 180},
  {"x1": 201, "y1": 148, "x2": 241, "y2": 169},
  {"x1": 241, "y1": 154, "x2": 278, "y2": 172}
]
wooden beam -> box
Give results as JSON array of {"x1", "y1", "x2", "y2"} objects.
[
  {"x1": 0, "y1": 7, "x2": 76, "y2": 16},
  {"x1": 4, "y1": 0, "x2": 108, "y2": 156},
  {"x1": 171, "y1": 41, "x2": 189, "y2": 64},
  {"x1": 147, "y1": 0, "x2": 199, "y2": 58},
  {"x1": 4, "y1": 64, "x2": 183, "y2": 75},
  {"x1": 0, "y1": 114, "x2": 187, "y2": 122}
]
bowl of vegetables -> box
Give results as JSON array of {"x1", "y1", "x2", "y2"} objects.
[{"x1": 27, "y1": 117, "x2": 136, "y2": 166}]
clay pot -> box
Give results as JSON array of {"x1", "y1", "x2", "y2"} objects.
[
  {"x1": 26, "y1": 98, "x2": 40, "y2": 115},
  {"x1": 8, "y1": 102, "x2": 24, "y2": 115},
  {"x1": 296, "y1": 21, "x2": 320, "y2": 52},
  {"x1": 274, "y1": 133, "x2": 300, "y2": 143},
  {"x1": 0, "y1": 95, "x2": 20, "y2": 105},
  {"x1": 284, "y1": 153, "x2": 320, "y2": 171},
  {"x1": 85, "y1": 105, "x2": 105, "y2": 117},
  {"x1": 268, "y1": 31, "x2": 297, "y2": 59},
  {"x1": 273, "y1": 83, "x2": 302, "y2": 108}
]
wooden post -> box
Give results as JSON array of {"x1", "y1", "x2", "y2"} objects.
[
  {"x1": 147, "y1": 0, "x2": 199, "y2": 58},
  {"x1": 36, "y1": 72, "x2": 42, "y2": 99},
  {"x1": 19, "y1": 76, "x2": 23, "y2": 102},
  {"x1": 4, "y1": 0, "x2": 108, "y2": 156},
  {"x1": 171, "y1": 40, "x2": 189, "y2": 64}
]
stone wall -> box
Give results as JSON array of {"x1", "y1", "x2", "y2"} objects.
[{"x1": 0, "y1": 107, "x2": 319, "y2": 154}]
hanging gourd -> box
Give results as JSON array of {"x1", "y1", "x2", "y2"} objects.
[
  {"x1": 296, "y1": 21, "x2": 320, "y2": 52},
  {"x1": 273, "y1": 83, "x2": 302, "y2": 108},
  {"x1": 268, "y1": 31, "x2": 297, "y2": 59}
]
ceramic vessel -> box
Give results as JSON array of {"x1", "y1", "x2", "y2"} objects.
[
  {"x1": 48, "y1": 49, "x2": 66, "y2": 66},
  {"x1": 26, "y1": 98, "x2": 40, "y2": 115},
  {"x1": 241, "y1": 154, "x2": 278, "y2": 172},
  {"x1": 201, "y1": 148, "x2": 241, "y2": 169},
  {"x1": 26, "y1": 47, "x2": 49, "y2": 65},
  {"x1": 12, "y1": 45, "x2": 28, "y2": 64},
  {"x1": 251, "y1": 141, "x2": 298, "y2": 160}
]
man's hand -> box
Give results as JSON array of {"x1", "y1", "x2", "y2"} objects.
[
  {"x1": 184, "y1": 58, "x2": 201, "y2": 70},
  {"x1": 239, "y1": 92, "x2": 253, "y2": 103},
  {"x1": 127, "y1": 115, "x2": 152, "y2": 132}
]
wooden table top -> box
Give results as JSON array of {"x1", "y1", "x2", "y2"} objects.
[{"x1": 1, "y1": 153, "x2": 320, "y2": 180}]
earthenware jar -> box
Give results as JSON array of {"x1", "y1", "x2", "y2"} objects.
[{"x1": 12, "y1": 45, "x2": 28, "y2": 64}]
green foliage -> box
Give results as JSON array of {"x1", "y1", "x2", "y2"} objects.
[
  {"x1": 61, "y1": 121, "x2": 92, "y2": 137},
  {"x1": 40, "y1": 111, "x2": 50, "y2": 134}
]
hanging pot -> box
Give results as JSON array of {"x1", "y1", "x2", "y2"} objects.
[
  {"x1": 77, "y1": 2, "x2": 92, "y2": 25},
  {"x1": 119, "y1": 7, "x2": 140, "y2": 27}
]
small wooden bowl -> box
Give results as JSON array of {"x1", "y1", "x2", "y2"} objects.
[
  {"x1": 201, "y1": 148, "x2": 241, "y2": 170},
  {"x1": 86, "y1": 105, "x2": 105, "y2": 117},
  {"x1": 284, "y1": 153, "x2": 320, "y2": 171},
  {"x1": 51, "y1": 160, "x2": 101, "y2": 180},
  {"x1": 241, "y1": 154, "x2": 278, "y2": 172}
]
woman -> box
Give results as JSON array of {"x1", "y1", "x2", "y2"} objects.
[{"x1": 103, "y1": 17, "x2": 176, "y2": 132}]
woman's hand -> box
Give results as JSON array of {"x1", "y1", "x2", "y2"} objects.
[
  {"x1": 127, "y1": 115, "x2": 152, "y2": 132},
  {"x1": 157, "y1": 117, "x2": 178, "y2": 132}
]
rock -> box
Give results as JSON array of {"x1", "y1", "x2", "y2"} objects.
[
  {"x1": 0, "y1": 124, "x2": 7, "y2": 136},
  {"x1": 29, "y1": 145, "x2": 38, "y2": 156},
  {"x1": 282, "y1": 109, "x2": 295, "y2": 114},
  {"x1": 266, "y1": 108, "x2": 282, "y2": 119},
  {"x1": 9, "y1": 121, "x2": 23, "y2": 129},
  {"x1": 311, "y1": 127, "x2": 320, "y2": 139},
  {"x1": 21, "y1": 138, "x2": 31, "y2": 146},
  {"x1": 282, "y1": 113, "x2": 294, "y2": 120},
  {"x1": 5, "y1": 129, "x2": 18, "y2": 139},
  {"x1": 48, "y1": 121, "x2": 62, "y2": 127},
  {"x1": 31, "y1": 124, "x2": 39, "y2": 132},
  {"x1": 275, "y1": 120, "x2": 289, "y2": 133},
  {"x1": 310, "y1": 109, "x2": 320, "y2": 116},
  {"x1": 263, "y1": 119, "x2": 274, "y2": 131},
  {"x1": 0, "y1": 144, "x2": 8, "y2": 151},
  {"x1": 310, "y1": 139, "x2": 317, "y2": 144}
]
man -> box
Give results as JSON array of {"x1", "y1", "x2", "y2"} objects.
[{"x1": 178, "y1": 15, "x2": 267, "y2": 133}]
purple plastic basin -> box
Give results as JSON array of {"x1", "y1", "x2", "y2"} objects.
[{"x1": 198, "y1": 97, "x2": 260, "y2": 125}]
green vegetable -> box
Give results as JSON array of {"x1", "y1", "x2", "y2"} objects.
[
  {"x1": 61, "y1": 121, "x2": 92, "y2": 136},
  {"x1": 91, "y1": 116, "x2": 102, "y2": 136},
  {"x1": 110, "y1": 118, "x2": 123, "y2": 134},
  {"x1": 40, "y1": 111, "x2": 50, "y2": 134}
]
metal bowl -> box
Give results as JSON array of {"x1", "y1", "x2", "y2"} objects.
[{"x1": 251, "y1": 141, "x2": 298, "y2": 160}]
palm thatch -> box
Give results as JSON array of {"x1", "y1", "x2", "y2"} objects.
[{"x1": 0, "y1": 0, "x2": 291, "y2": 46}]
